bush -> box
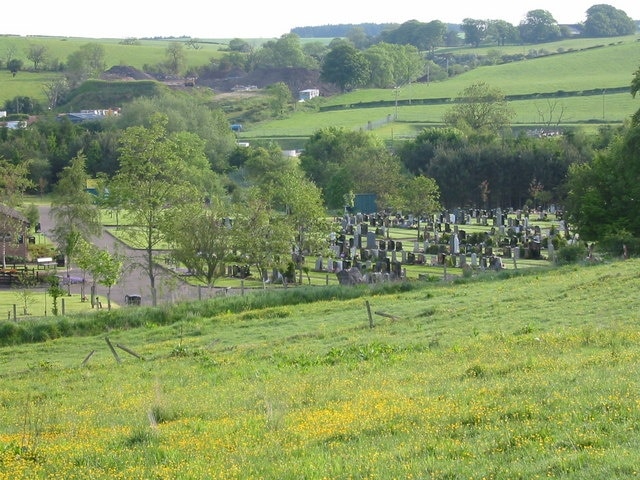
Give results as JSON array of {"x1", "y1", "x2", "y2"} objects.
[
  {"x1": 556, "y1": 244, "x2": 585, "y2": 264},
  {"x1": 598, "y1": 232, "x2": 640, "y2": 258}
]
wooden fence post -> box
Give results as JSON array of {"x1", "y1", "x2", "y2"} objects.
[
  {"x1": 365, "y1": 300, "x2": 374, "y2": 329},
  {"x1": 105, "y1": 337, "x2": 121, "y2": 363}
]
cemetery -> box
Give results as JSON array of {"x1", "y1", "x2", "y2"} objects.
[{"x1": 323, "y1": 206, "x2": 568, "y2": 285}]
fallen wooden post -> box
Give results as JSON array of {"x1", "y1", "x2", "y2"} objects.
[
  {"x1": 374, "y1": 311, "x2": 400, "y2": 321},
  {"x1": 81, "y1": 350, "x2": 95, "y2": 366},
  {"x1": 116, "y1": 343, "x2": 144, "y2": 360}
]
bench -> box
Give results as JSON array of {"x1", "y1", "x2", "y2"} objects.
[{"x1": 37, "y1": 257, "x2": 57, "y2": 269}]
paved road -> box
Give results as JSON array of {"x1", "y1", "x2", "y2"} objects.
[{"x1": 37, "y1": 205, "x2": 208, "y2": 307}]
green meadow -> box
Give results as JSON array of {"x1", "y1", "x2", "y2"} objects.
[
  {"x1": 2, "y1": 34, "x2": 639, "y2": 137},
  {"x1": 0, "y1": 258, "x2": 639, "y2": 478}
]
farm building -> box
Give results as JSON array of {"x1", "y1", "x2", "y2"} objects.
[{"x1": 299, "y1": 89, "x2": 320, "y2": 101}]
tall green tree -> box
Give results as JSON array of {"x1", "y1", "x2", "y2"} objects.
[
  {"x1": 265, "y1": 82, "x2": 293, "y2": 117},
  {"x1": 364, "y1": 43, "x2": 425, "y2": 89},
  {"x1": 0, "y1": 158, "x2": 33, "y2": 269},
  {"x1": 232, "y1": 189, "x2": 294, "y2": 287},
  {"x1": 111, "y1": 114, "x2": 201, "y2": 306},
  {"x1": 398, "y1": 175, "x2": 442, "y2": 241},
  {"x1": 165, "y1": 42, "x2": 186, "y2": 75},
  {"x1": 26, "y1": 44, "x2": 48, "y2": 71},
  {"x1": 321, "y1": 42, "x2": 370, "y2": 92},
  {"x1": 91, "y1": 248, "x2": 123, "y2": 311},
  {"x1": 487, "y1": 20, "x2": 519, "y2": 46},
  {"x1": 254, "y1": 33, "x2": 316, "y2": 69},
  {"x1": 519, "y1": 10, "x2": 562, "y2": 43},
  {"x1": 443, "y1": 82, "x2": 515, "y2": 135},
  {"x1": 461, "y1": 19, "x2": 488, "y2": 48},
  {"x1": 584, "y1": 4, "x2": 637, "y2": 37},
  {"x1": 269, "y1": 170, "x2": 328, "y2": 284},
  {"x1": 300, "y1": 127, "x2": 394, "y2": 209},
  {"x1": 167, "y1": 201, "x2": 233, "y2": 288},
  {"x1": 566, "y1": 123, "x2": 640, "y2": 243},
  {"x1": 379, "y1": 20, "x2": 446, "y2": 52},
  {"x1": 66, "y1": 42, "x2": 106, "y2": 86},
  {"x1": 50, "y1": 152, "x2": 101, "y2": 291}
]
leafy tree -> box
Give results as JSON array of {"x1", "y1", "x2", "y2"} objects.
[
  {"x1": 443, "y1": 82, "x2": 515, "y2": 135},
  {"x1": 165, "y1": 41, "x2": 186, "y2": 75},
  {"x1": 237, "y1": 142, "x2": 298, "y2": 188},
  {"x1": 321, "y1": 42, "x2": 370, "y2": 92},
  {"x1": 232, "y1": 189, "x2": 294, "y2": 287},
  {"x1": 228, "y1": 38, "x2": 252, "y2": 53},
  {"x1": 379, "y1": 20, "x2": 446, "y2": 52},
  {"x1": 7, "y1": 58, "x2": 22, "y2": 76},
  {"x1": 26, "y1": 44, "x2": 48, "y2": 71},
  {"x1": 519, "y1": 10, "x2": 562, "y2": 43},
  {"x1": 269, "y1": 170, "x2": 328, "y2": 284},
  {"x1": 632, "y1": 65, "x2": 640, "y2": 126},
  {"x1": 91, "y1": 248, "x2": 123, "y2": 310},
  {"x1": 302, "y1": 41, "x2": 329, "y2": 64},
  {"x1": 66, "y1": 42, "x2": 106, "y2": 86},
  {"x1": 116, "y1": 94, "x2": 236, "y2": 172},
  {"x1": 398, "y1": 127, "x2": 467, "y2": 176},
  {"x1": 4, "y1": 43, "x2": 18, "y2": 67},
  {"x1": 0, "y1": 158, "x2": 33, "y2": 269},
  {"x1": 300, "y1": 127, "x2": 395, "y2": 209},
  {"x1": 50, "y1": 152, "x2": 101, "y2": 293},
  {"x1": 3, "y1": 96, "x2": 43, "y2": 115},
  {"x1": 111, "y1": 114, "x2": 201, "y2": 306},
  {"x1": 364, "y1": 43, "x2": 425, "y2": 89},
  {"x1": 47, "y1": 275, "x2": 66, "y2": 316},
  {"x1": 461, "y1": 19, "x2": 487, "y2": 48},
  {"x1": 397, "y1": 175, "x2": 442, "y2": 240},
  {"x1": 347, "y1": 26, "x2": 371, "y2": 50},
  {"x1": 254, "y1": 34, "x2": 316, "y2": 69},
  {"x1": 584, "y1": 4, "x2": 636, "y2": 37},
  {"x1": 166, "y1": 200, "x2": 235, "y2": 288},
  {"x1": 487, "y1": 20, "x2": 519, "y2": 46},
  {"x1": 566, "y1": 123, "x2": 640, "y2": 242},
  {"x1": 42, "y1": 77, "x2": 70, "y2": 109},
  {"x1": 265, "y1": 82, "x2": 293, "y2": 117}
]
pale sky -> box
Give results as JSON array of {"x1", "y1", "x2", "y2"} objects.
[{"x1": 3, "y1": 0, "x2": 639, "y2": 39}]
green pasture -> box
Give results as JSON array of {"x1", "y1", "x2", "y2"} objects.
[
  {"x1": 0, "y1": 284, "x2": 100, "y2": 320},
  {"x1": 0, "y1": 35, "x2": 225, "y2": 105},
  {"x1": 323, "y1": 36, "x2": 640, "y2": 107},
  {"x1": 240, "y1": 90, "x2": 635, "y2": 142},
  {"x1": 0, "y1": 258, "x2": 639, "y2": 478},
  {"x1": 0, "y1": 35, "x2": 225, "y2": 71}
]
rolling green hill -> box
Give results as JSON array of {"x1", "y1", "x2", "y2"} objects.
[
  {"x1": 0, "y1": 259, "x2": 639, "y2": 478},
  {"x1": 2, "y1": 34, "x2": 639, "y2": 142}
]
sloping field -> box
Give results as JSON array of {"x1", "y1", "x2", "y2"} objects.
[{"x1": 1, "y1": 259, "x2": 639, "y2": 478}]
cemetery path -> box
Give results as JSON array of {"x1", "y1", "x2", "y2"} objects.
[{"x1": 37, "y1": 205, "x2": 204, "y2": 307}]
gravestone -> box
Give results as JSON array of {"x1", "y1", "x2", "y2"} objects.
[{"x1": 366, "y1": 232, "x2": 377, "y2": 249}]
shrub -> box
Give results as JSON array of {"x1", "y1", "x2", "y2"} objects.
[{"x1": 556, "y1": 244, "x2": 585, "y2": 264}]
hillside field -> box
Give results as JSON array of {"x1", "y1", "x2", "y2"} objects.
[
  {"x1": 2, "y1": 34, "x2": 639, "y2": 140},
  {"x1": 1, "y1": 258, "x2": 639, "y2": 478}
]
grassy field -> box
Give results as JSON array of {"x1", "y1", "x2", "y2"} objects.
[
  {"x1": 0, "y1": 258, "x2": 638, "y2": 478},
  {"x1": 2, "y1": 34, "x2": 639, "y2": 136},
  {"x1": 0, "y1": 35, "x2": 226, "y2": 105},
  {"x1": 239, "y1": 35, "x2": 640, "y2": 142}
]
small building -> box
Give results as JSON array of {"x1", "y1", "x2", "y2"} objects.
[{"x1": 299, "y1": 89, "x2": 320, "y2": 102}]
